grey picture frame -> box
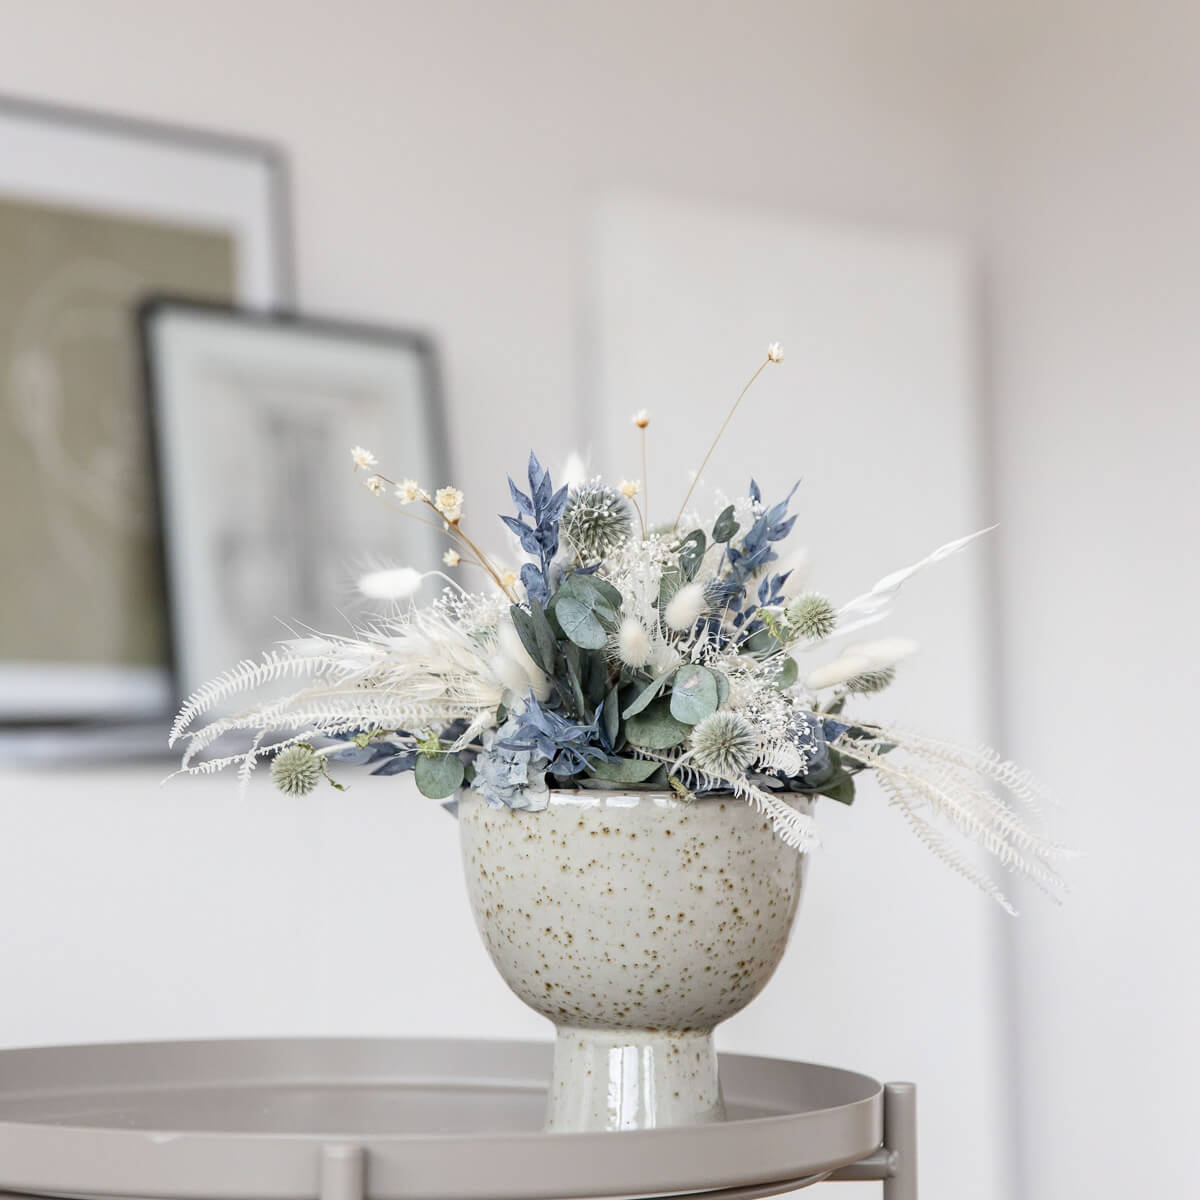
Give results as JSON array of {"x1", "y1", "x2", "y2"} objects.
[
  {"x1": 139, "y1": 299, "x2": 450, "y2": 714},
  {"x1": 0, "y1": 92, "x2": 294, "y2": 729}
]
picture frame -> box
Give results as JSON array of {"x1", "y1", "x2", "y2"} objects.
[
  {"x1": 140, "y1": 300, "x2": 448, "y2": 710},
  {"x1": 0, "y1": 93, "x2": 292, "y2": 724}
]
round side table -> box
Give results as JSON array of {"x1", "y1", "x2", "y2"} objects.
[{"x1": 0, "y1": 1038, "x2": 917, "y2": 1199}]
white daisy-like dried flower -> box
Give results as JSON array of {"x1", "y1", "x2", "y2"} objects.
[
  {"x1": 365, "y1": 475, "x2": 386, "y2": 495},
  {"x1": 619, "y1": 479, "x2": 640, "y2": 499},
  {"x1": 443, "y1": 549, "x2": 461, "y2": 567},
  {"x1": 767, "y1": 342, "x2": 784, "y2": 363},
  {"x1": 615, "y1": 616, "x2": 652, "y2": 668},
  {"x1": 434, "y1": 486, "x2": 464, "y2": 521},
  {"x1": 350, "y1": 445, "x2": 377, "y2": 470},
  {"x1": 357, "y1": 567, "x2": 423, "y2": 600},
  {"x1": 395, "y1": 479, "x2": 424, "y2": 504},
  {"x1": 664, "y1": 581, "x2": 707, "y2": 631},
  {"x1": 632, "y1": 409, "x2": 650, "y2": 428}
]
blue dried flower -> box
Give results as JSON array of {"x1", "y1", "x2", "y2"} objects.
[
  {"x1": 499, "y1": 694, "x2": 617, "y2": 776},
  {"x1": 474, "y1": 720, "x2": 550, "y2": 810}
]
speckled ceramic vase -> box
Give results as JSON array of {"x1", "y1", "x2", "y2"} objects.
[{"x1": 458, "y1": 788, "x2": 809, "y2": 1132}]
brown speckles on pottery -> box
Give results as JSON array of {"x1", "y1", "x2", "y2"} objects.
[{"x1": 458, "y1": 788, "x2": 809, "y2": 1131}]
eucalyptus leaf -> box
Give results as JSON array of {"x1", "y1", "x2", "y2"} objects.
[
  {"x1": 677, "y1": 530, "x2": 706, "y2": 581},
  {"x1": 669, "y1": 665, "x2": 719, "y2": 724},
  {"x1": 622, "y1": 671, "x2": 674, "y2": 719},
  {"x1": 582, "y1": 649, "x2": 609, "y2": 708},
  {"x1": 712, "y1": 504, "x2": 740, "y2": 543},
  {"x1": 586, "y1": 756, "x2": 663, "y2": 784},
  {"x1": 819, "y1": 775, "x2": 856, "y2": 805},
  {"x1": 414, "y1": 752, "x2": 465, "y2": 799},
  {"x1": 602, "y1": 688, "x2": 621, "y2": 746},
  {"x1": 554, "y1": 593, "x2": 608, "y2": 649},
  {"x1": 625, "y1": 698, "x2": 690, "y2": 749},
  {"x1": 714, "y1": 670, "x2": 730, "y2": 707},
  {"x1": 584, "y1": 576, "x2": 623, "y2": 608},
  {"x1": 510, "y1": 603, "x2": 556, "y2": 675},
  {"x1": 741, "y1": 627, "x2": 783, "y2": 657}
]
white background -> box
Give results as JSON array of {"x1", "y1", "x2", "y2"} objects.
[{"x1": 0, "y1": 3, "x2": 1197, "y2": 1197}]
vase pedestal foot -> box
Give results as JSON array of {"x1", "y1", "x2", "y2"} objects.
[{"x1": 544, "y1": 1026, "x2": 725, "y2": 1132}]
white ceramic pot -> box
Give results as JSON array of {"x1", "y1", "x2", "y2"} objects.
[{"x1": 458, "y1": 787, "x2": 809, "y2": 1132}]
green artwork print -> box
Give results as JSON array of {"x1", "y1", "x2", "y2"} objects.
[{"x1": 0, "y1": 196, "x2": 235, "y2": 668}]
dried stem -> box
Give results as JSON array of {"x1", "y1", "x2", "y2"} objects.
[{"x1": 674, "y1": 355, "x2": 771, "y2": 529}]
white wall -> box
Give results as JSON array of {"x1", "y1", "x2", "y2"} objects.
[
  {"x1": 1, "y1": 2, "x2": 1197, "y2": 1196},
  {"x1": 973, "y1": 4, "x2": 1200, "y2": 1195}
]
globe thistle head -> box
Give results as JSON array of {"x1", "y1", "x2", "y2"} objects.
[
  {"x1": 560, "y1": 481, "x2": 633, "y2": 560},
  {"x1": 846, "y1": 666, "x2": 897, "y2": 694},
  {"x1": 689, "y1": 711, "x2": 758, "y2": 778},
  {"x1": 785, "y1": 592, "x2": 837, "y2": 641},
  {"x1": 270, "y1": 744, "x2": 322, "y2": 796}
]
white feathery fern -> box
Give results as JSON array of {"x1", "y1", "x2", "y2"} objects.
[
  {"x1": 636, "y1": 750, "x2": 819, "y2": 852},
  {"x1": 171, "y1": 598, "x2": 512, "y2": 782},
  {"x1": 840, "y1": 727, "x2": 1075, "y2": 913}
]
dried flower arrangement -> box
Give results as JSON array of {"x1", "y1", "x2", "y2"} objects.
[{"x1": 172, "y1": 345, "x2": 1072, "y2": 913}]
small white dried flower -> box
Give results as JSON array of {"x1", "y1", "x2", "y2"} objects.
[
  {"x1": 443, "y1": 549, "x2": 461, "y2": 567},
  {"x1": 365, "y1": 475, "x2": 386, "y2": 496},
  {"x1": 632, "y1": 409, "x2": 651, "y2": 429},
  {"x1": 689, "y1": 711, "x2": 758, "y2": 777},
  {"x1": 767, "y1": 342, "x2": 784, "y2": 363},
  {"x1": 350, "y1": 446, "x2": 377, "y2": 470},
  {"x1": 500, "y1": 568, "x2": 519, "y2": 589},
  {"x1": 434, "y1": 487, "x2": 464, "y2": 522},
  {"x1": 664, "y1": 581, "x2": 707, "y2": 631},
  {"x1": 619, "y1": 479, "x2": 640, "y2": 499},
  {"x1": 615, "y1": 616, "x2": 652, "y2": 668},
  {"x1": 395, "y1": 479, "x2": 424, "y2": 504},
  {"x1": 357, "y1": 567, "x2": 423, "y2": 600}
]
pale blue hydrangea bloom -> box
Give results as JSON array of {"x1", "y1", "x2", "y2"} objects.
[{"x1": 473, "y1": 720, "x2": 550, "y2": 811}]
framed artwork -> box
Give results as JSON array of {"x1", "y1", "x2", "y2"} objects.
[
  {"x1": 0, "y1": 94, "x2": 291, "y2": 723},
  {"x1": 140, "y1": 301, "x2": 447, "y2": 709}
]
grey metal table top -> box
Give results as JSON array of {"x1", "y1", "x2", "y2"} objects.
[{"x1": 0, "y1": 1037, "x2": 893, "y2": 1200}]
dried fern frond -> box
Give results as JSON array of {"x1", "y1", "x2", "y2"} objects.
[
  {"x1": 842, "y1": 731, "x2": 1073, "y2": 912},
  {"x1": 849, "y1": 723, "x2": 1056, "y2": 816},
  {"x1": 636, "y1": 751, "x2": 819, "y2": 851},
  {"x1": 172, "y1": 596, "x2": 513, "y2": 780},
  {"x1": 874, "y1": 769, "x2": 1021, "y2": 916}
]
